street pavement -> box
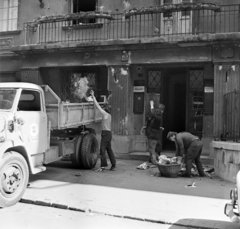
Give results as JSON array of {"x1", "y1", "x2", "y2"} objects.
[
  {"x1": 21, "y1": 158, "x2": 239, "y2": 229},
  {"x1": 1, "y1": 202, "x2": 191, "y2": 229}
]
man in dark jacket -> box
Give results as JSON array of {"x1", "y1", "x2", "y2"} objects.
[
  {"x1": 167, "y1": 131, "x2": 205, "y2": 178},
  {"x1": 141, "y1": 101, "x2": 164, "y2": 165}
]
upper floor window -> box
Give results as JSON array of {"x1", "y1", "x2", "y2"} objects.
[
  {"x1": 0, "y1": 0, "x2": 18, "y2": 32},
  {"x1": 181, "y1": 0, "x2": 191, "y2": 17},
  {"x1": 72, "y1": 0, "x2": 98, "y2": 24},
  {"x1": 163, "y1": 0, "x2": 173, "y2": 18}
]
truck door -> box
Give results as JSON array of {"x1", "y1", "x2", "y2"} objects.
[{"x1": 17, "y1": 89, "x2": 48, "y2": 155}]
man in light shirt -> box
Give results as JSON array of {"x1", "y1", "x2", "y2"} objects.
[{"x1": 90, "y1": 90, "x2": 116, "y2": 172}]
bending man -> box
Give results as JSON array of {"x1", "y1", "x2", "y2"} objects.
[{"x1": 167, "y1": 131, "x2": 205, "y2": 178}]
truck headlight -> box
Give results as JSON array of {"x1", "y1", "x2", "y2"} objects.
[
  {"x1": 8, "y1": 120, "x2": 14, "y2": 132},
  {"x1": 230, "y1": 188, "x2": 238, "y2": 201}
]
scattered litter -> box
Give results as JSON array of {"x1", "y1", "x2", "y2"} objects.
[
  {"x1": 204, "y1": 171, "x2": 213, "y2": 179},
  {"x1": 205, "y1": 168, "x2": 214, "y2": 174},
  {"x1": 75, "y1": 172, "x2": 82, "y2": 177},
  {"x1": 185, "y1": 182, "x2": 196, "y2": 188},
  {"x1": 137, "y1": 162, "x2": 149, "y2": 170},
  {"x1": 179, "y1": 163, "x2": 214, "y2": 178},
  {"x1": 136, "y1": 162, "x2": 157, "y2": 170}
]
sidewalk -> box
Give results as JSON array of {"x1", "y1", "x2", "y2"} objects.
[{"x1": 21, "y1": 158, "x2": 238, "y2": 229}]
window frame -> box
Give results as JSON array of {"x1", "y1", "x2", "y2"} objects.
[
  {"x1": 180, "y1": 0, "x2": 191, "y2": 19},
  {"x1": 71, "y1": 0, "x2": 98, "y2": 24},
  {"x1": 0, "y1": 0, "x2": 19, "y2": 32}
]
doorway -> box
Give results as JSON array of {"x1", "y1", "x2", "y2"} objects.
[{"x1": 162, "y1": 68, "x2": 187, "y2": 150}]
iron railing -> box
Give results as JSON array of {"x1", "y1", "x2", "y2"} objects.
[
  {"x1": 223, "y1": 90, "x2": 240, "y2": 142},
  {"x1": 24, "y1": 4, "x2": 240, "y2": 45}
]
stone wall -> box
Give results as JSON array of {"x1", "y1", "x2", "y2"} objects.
[{"x1": 212, "y1": 141, "x2": 240, "y2": 183}]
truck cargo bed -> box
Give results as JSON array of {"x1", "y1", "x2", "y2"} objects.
[{"x1": 42, "y1": 85, "x2": 104, "y2": 129}]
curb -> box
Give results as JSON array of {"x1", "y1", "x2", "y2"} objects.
[{"x1": 20, "y1": 198, "x2": 214, "y2": 229}]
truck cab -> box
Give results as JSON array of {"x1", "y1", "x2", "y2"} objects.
[{"x1": 0, "y1": 82, "x2": 102, "y2": 208}]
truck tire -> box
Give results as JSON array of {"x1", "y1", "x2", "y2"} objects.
[
  {"x1": 81, "y1": 133, "x2": 99, "y2": 169},
  {"x1": 71, "y1": 135, "x2": 84, "y2": 169},
  {"x1": 0, "y1": 152, "x2": 29, "y2": 208}
]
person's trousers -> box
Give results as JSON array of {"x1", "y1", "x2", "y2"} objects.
[
  {"x1": 185, "y1": 140, "x2": 205, "y2": 176},
  {"x1": 148, "y1": 138, "x2": 158, "y2": 164},
  {"x1": 100, "y1": 130, "x2": 116, "y2": 167}
]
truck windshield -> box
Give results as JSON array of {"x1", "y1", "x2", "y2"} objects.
[{"x1": 0, "y1": 89, "x2": 16, "y2": 110}]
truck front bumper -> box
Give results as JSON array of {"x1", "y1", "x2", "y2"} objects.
[{"x1": 224, "y1": 188, "x2": 240, "y2": 223}]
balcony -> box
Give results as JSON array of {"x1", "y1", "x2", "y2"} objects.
[{"x1": 21, "y1": 3, "x2": 240, "y2": 48}]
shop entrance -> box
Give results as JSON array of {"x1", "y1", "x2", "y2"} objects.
[
  {"x1": 162, "y1": 67, "x2": 204, "y2": 150},
  {"x1": 144, "y1": 67, "x2": 204, "y2": 152},
  {"x1": 162, "y1": 68, "x2": 187, "y2": 150}
]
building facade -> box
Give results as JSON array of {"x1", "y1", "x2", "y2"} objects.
[{"x1": 1, "y1": 0, "x2": 240, "y2": 179}]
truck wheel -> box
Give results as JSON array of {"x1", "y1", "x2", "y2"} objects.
[
  {"x1": 0, "y1": 152, "x2": 29, "y2": 208},
  {"x1": 71, "y1": 135, "x2": 84, "y2": 169},
  {"x1": 81, "y1": 133, "x2": 99, "y2": 169}
]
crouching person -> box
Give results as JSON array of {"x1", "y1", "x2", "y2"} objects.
[{"x1": 167, "y1": 131, "x2": 205, "y2": 178}]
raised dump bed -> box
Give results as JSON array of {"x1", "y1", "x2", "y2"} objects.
[{"x1": 41, "y1": 85, "x2": 105, "y2": 129}]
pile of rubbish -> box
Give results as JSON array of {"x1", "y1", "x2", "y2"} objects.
[
  {"x1": 137, "y1": 154, "x2": 215, "y2": 179},
  {"x1": 158, "y1": 155, "x2": 178, "y2": 164},
  {"x1": 137, "y1": 155, "x2": 178, "y2": 170}
]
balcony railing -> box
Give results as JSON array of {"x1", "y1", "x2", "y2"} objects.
[
  {"x1": 223, "y1": 90, "x2": 240, "y2": 142},
  {"x1": 24, "y1": 4, "x2": 240, "y2": 45}
]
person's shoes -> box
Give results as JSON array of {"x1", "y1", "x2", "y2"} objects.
[{"x1": 110, "y1": 165, "x2": 116, "y2": 171}]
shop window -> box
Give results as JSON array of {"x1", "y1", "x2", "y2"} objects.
[
  {"x1": 192, "y1": 92, "x2": 203, "y2": 111},
  {"x1": 147, "y1": 70, "x2": 161, "y2": 93},
  {"x1": 72, "y1": 0, "x2": 98, "y2": 24},
  {"x1": 0, "y1": 0, "x2": 18, "y2": 32}
]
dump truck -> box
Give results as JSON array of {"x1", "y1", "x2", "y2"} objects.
[{"x1": 0, "y1": 82, "x2": 105, "y2": 208}]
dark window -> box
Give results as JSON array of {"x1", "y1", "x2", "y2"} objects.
[
  {"x1": 72, "y1": 0, "x2": 97, "y2": 24},
  {"x1": 181, "y1": 0, "x2": 190, "y2": 17},
  {"x1": 147, "y1": 70, "x2": 161, "y2": 93},
  {"x1": 18, "y1": 90, "x2": 41, "y2": 111},
  {"x1": 163, "y1": 0, "x2": 173, "y2": 18}
]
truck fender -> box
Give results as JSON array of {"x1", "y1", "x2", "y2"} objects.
[
  {"x1": 0, "y1": 140, "x2": 14, "y2": 159},
  {"x1": 0, "y1": 141, "x2": 35, "y2": 175}
]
